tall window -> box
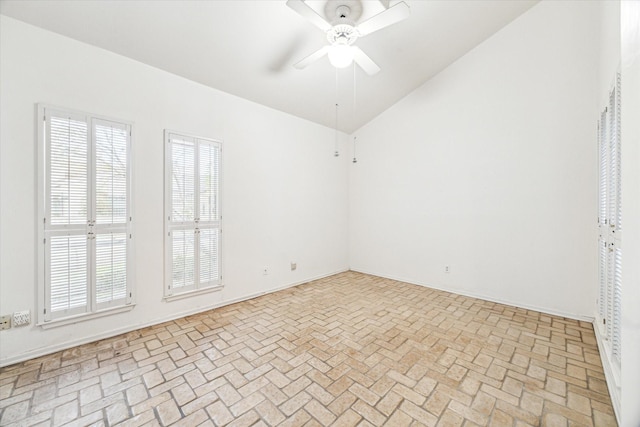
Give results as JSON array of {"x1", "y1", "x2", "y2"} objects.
[
  {"x1": 164, "y1": 131, "x2": 222, "y2": 297},
  {"x1": 38, "y1": 106, "x2": 133, "y2": 323},
  {"x1": 597, "y1": 72, "x2": 622, "y2": 377}
]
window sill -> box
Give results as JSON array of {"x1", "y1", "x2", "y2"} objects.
[
  {"x1": 38, "y1": 304, "x2": 136, "y2": 330},
  {"x1": 164, "y1": 285, "x2": 224, "y2": 302}
]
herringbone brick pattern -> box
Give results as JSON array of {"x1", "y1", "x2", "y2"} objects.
[{"x1": 0, "y1": 272, "x2": 617, "y2": 426}]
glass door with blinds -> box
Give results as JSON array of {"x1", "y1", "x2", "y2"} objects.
[
  {"x1": 597, "y1": 72, "x2": 622, "y2": 379},
  {"x1": 38, "y1": 106, "x2": 133, "y2": 323}
]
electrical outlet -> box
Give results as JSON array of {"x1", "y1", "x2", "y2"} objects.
[
  {"x1": 13, "y1": 311, "x2": 30, "y2": 327},
  {"x1": 445, "y1": 265, "x2": 450, "y2": 273},
  {"x1": 263, "y1": 267, "x2": 269, "y2": 275},
  {"x1": 0, "y1": 315, "x2": 10, "y2": 330},
  {"x1": 291, "y1": 262, "x2": 297, "y2": 271}
]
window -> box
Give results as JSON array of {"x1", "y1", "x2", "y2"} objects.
[
  {"x1": 37, "y1": 106, "x2": 133, "y2": 324},
  {"x1": 164, "y1": 131, "x2": 222, "y2": 298},
  {"x1": 597, "y1": 72, "x2": 622, "y2": 377}
]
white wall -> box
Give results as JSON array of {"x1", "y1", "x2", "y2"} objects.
[
  {"x1": 620, "y1": 2, "x2": 640, "y2": 426},
  {"x1": 598, "y1": 1, "x2": 621, "y2": 105},
  {"x1": 0, "y1": 16, "x2": 349, "y2": 366},
  {"x1": 349, "y1": 1, "x2": 599, "y2": 319}
]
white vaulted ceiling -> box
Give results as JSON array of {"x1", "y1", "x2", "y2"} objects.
[{"x1": 0, "y1": 0, "x2": 537, "y2": 133}]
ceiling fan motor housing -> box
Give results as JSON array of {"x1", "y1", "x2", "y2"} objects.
[
  {"x1": 335, "y1": 5, "x2": 351, "y2": 19},
  {"x1": 327, "y1": 24, "x2": 358, "y2": 46}
]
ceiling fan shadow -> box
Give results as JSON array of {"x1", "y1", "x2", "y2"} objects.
[{"x1": 268, "y1": 33, "x2": 308, "y2": 73}]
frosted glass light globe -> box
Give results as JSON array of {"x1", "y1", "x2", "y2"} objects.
[{"x1": 328, "y1": 45, "x2": 354, "y2": 68}]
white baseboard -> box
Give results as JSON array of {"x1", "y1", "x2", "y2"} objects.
[
  {"x1": 593, "y1": 324, "x2": 621, "y2": 425},
  {"x1": 350, "y1": 268, "x2": 595, "y2": 322},
  {"x1": 0, "y1": 269, "x2": 348, "y2": 368}
]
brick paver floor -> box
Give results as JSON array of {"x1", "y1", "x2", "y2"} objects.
[{"x1": 0, "y1": 271, "x2": 617, "y2": 426}]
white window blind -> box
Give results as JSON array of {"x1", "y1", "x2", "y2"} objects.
[
  {"x1": 597, "y1": 72, "x2": 622, "y2": 372},
  {"x1": 48, "y1": 235, "x2": 88, "y2": 314},
  {"x1": 48, "y1": 114, "x2": 88, "y2": 226},
  {"x1": 165, "y1": 131, "x2": 222, "y2": 297},
  {"x1": 38, "y1": 106, "x2": 133, "y2": 322}
]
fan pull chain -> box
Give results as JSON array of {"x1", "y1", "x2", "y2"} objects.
[
  {"x1": 353, "y1": 136, "x2": 358, "y2": 163},
  {"x1": 334, "y1": 68, "x2": 339, "y2": 157},
  {"x1": 334, "y1": 104, "x2": 339, "y2": 157},
  {"x1": 352, "y1": 63, "x2": 357, "y2": 164}
]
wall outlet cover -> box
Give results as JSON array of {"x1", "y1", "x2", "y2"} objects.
[
  {"x1": 0, "y1": 315, "x2": 10, "y2": 330},
  {"x1": 13, "y1": 310, "x2": 30, "y2": 327}
]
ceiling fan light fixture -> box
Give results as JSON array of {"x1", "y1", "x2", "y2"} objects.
[{"x1": 328, "y1": 44, "x2": 354, "y2": 68}]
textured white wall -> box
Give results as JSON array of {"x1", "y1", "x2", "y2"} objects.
[
  {"x1": 0, "y1": 16, "x2": 349, "y2": 365},
  {"x1": 349, "y1": 1, "x2": 600, "y2": 319}
]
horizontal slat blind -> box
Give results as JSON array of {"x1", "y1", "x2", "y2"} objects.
[
  {"x1": 95, "y1": 122, "x2": 128, "y2": 225},
  {"x1": 171, "y1": 229, "x2": 196, "y2": 290},
  {"x1": 199, "y1": 228, "x2": 219, "y2": 285},
  {"x1": 598, "y1": 237, "x2": 607, "y2": 321},
  {"x1": 614, "y1": 73, "x2": 622, "y2": 232},
  {"x1": 49, "y1": 235, "x2": 88, "y2": 314},
  {"x1": 96, "y1": 233, "x2": 127, "y2": 305},
  {"x1": 199, "y1": 142, "x2": 219, "y2": 223},
  {"x1": 612, "y1": 247, "x2": 622, "y2": 362},
  {"x1": 606, "y1": 244, "x2": 615, "y2": 340},
  {"x1": 49, "y1": 115, "x2": 88, "y2": 226},
  {"x1": 608, "y1": 89, "x2": 618, "y2": 230},
  {"x1": 599, "y1": 113, "x2": 608, "y2": 225},
  {"x1": 171, "y1": 137, "x2": 196, "y2": 223}
]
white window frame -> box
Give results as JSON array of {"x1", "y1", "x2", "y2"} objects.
[
  {"x1": 164, "y1": 130, "x2": 223, "y2": 300},
  {"x1": 37, "y1": 104, "x2": 135, "y2": 327}
]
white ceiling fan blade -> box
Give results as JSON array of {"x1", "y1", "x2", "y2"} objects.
[
  {"x1": 352, "y1": 47, "x2": 381, "y2": 76},
  {"x1": 286, "y1": 0, "x2": 332, "y2": 32},
  {"x1": 357, "y1": 1, "x2": 410, "y2": 36},
  {"x1": 294, "y1": 46, "x2": 330, "y2": 69}
]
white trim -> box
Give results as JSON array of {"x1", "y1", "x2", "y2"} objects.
[
  {"x1": 594, "y1": 322, "x2": 621, "y2": 425},
  {"x1": 36, "y1": 104, "x2": 46, "y2": 325},
  {"x1": 128, "y1": 125, "x2": 136, "y2": 306},
  {"x1": 164, "y1": 129, "x2": 219, "y2": 145},
  {"x1": 37, "y1": 303, "x2": 135, "y2": 330},
  {"x1": 225, "y1": 269, "x2": 348, "y2": 303},
  {"x1": 38, "y1": 103, "x2": 134, "y2": 130},
  {"x1": 0, "y1": 269, "x2": 347, "y2": 368},
  {"x1": 164, "y1": 131, "x2": 172, "y2": 297},
  {"x1": 350, "y1": 268, "x2": 595, "y2": 322},
  {"x1": 163, "y1": 284, "x2": 224, "y2": 302}
]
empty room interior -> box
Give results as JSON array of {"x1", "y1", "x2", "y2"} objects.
[{"x1": 0, "y1": 0, "x2": 639, "y2": 426}]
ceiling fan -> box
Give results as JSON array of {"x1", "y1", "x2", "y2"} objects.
[{"x1": 286, "y1": 0, "x2": 410, "y2": 75}]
